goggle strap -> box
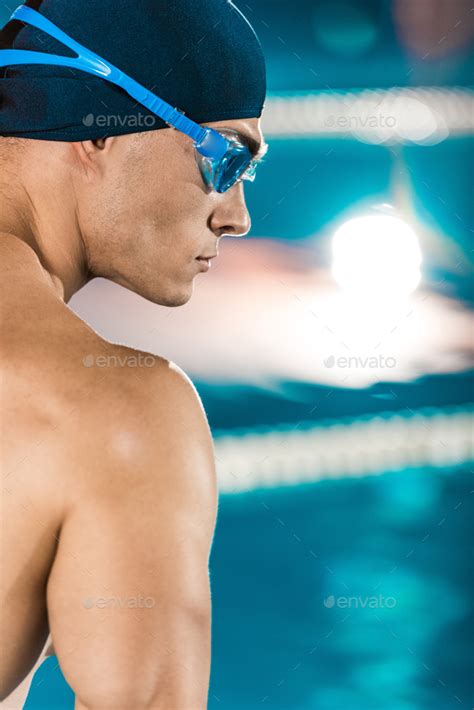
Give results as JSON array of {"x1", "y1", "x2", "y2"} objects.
[{"x1": 0, "y1": 4, "x2": 207, "y2": 144}]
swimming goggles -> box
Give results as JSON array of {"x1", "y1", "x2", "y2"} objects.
[{"x1": 0, "y1": 4, "x2": 264, "y2": 193}]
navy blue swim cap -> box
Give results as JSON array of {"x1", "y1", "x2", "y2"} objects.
[{"x1": 0, "y1": 0, "x2": 266, "y2": 140}]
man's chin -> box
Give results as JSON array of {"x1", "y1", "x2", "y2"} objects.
[
  {"x1": 112, "y1": 274, "x2": 194, "y2": 308},
  {"x1": 157, "y1": 291, "x2": 193, "y2": 308},
  {"x1": 139, "y1": 283, "x2": 193, "y2": 308}
]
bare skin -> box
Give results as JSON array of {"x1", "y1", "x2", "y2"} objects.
[{"x1": 0, "y1": 117, "x2": 265, "y2": 708}]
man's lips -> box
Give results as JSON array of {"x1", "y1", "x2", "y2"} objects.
[
  {"x1": 196, "y1": 254, "x2": 217, "y2": 271},
  {"x1": 196, "y1": 258, "x2": 211, "y2": 272}
]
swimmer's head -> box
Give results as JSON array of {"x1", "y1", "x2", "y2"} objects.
[
  {"x1": 0, "y1": 0, "x2": 267, "y2": 305},
  {"x1": 69, "y1": 117, "x2": 265, "y2": 306}
]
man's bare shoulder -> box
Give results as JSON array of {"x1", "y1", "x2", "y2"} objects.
[
  {"x1": 68, "y1": 337, "x2": 213, "y2": 473},
  {"x1": 3, "y1": 313, "x2": 215, "y2": 508},
  {"x1": 77, "y1": 338, "x2": 209, "y2": 431},
  {"x1": 57, "y1": 335, "x2": 212, "y2": 451}
]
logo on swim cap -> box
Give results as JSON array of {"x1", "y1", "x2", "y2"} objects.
[{"x1": 83, "y1": 113, "x2": 95, "y2": 127}]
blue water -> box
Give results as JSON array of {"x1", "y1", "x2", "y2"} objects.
[{"x1": 24, "y1": 465, "x2": 474, "y2": 709}]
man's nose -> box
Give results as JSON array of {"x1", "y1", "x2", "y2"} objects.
[{"x1": 210, "y1": 183, "x2": 251, "y2": 238}]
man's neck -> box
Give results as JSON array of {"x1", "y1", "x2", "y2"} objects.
[
  {"x1": 0, "y1": 170, "x2": 90, "y2": 303},
  {"x1": 0, "y1": 231, "x2": 68, "y2": 303}
]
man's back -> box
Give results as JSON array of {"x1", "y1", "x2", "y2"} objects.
[{"x1": 1, "y1": 234, "x2": 218, "y2": 707}]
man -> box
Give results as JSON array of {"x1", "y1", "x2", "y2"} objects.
[{"x1": 0, "y1": 0, "x2": 267, "y2": 707}]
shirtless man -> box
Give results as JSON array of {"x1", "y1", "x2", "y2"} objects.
[{"x1": 0, "y1": 1, "x2": 267, "y2": 707}]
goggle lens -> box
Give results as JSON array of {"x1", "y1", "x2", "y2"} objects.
[
  {"x1": 195, "y1": 131, "x2": 258, "y2": 193},
  {"x1": 216, "y1": 147, "x2": 254, "y2": 192}
]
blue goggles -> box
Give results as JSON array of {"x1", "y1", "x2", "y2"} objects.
[{"x1": 0, "y1": 4, "x2": 265, "y2": 193}]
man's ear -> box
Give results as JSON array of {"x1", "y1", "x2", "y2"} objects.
[{"x1": 69, "y1": 137, "x2": 118, "y2": 180}]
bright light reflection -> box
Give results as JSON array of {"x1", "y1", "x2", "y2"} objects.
[{"x1": 332, "y1": 214, "x2": 422, "y2": 299}]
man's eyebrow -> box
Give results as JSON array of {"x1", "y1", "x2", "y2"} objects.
[{"x1": 235, "y1": 131, "x2": 269, "y2": 160}]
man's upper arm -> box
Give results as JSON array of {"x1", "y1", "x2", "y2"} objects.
[{"x1": 47, "y1": 359, "x2": 218, "y2": 709}]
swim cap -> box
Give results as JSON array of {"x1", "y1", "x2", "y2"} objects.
[{"x1": 0, "y1": 0, "x2": 266, "y2": 140}]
